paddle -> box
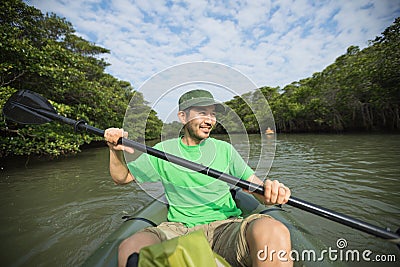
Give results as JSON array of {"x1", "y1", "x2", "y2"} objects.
[{"x1": 3, "y1": 89, "x2": 400, "y2": 245}]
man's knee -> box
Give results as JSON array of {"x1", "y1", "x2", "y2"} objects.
[
  {"x1": 120, "y1": 231, "x2": 161, "y2": 252},
  {"x1": 247, "y1": 217, "x2": 290, "y2": 243},
  {"x1": 118, "y1": 232, "x2": 161, "y2": 267}
]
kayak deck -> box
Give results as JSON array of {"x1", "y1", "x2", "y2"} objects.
[{"x1": 82, "y1": 189, "x2": 337, "y2": 266}]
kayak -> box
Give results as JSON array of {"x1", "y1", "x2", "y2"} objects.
[{"x1": 82, "y1": 188, "x2": 338, "y2": 267}]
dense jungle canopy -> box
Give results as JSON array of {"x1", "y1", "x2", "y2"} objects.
[{"x1": 1, "y1": 0, "x2": 399, "y2": 158}]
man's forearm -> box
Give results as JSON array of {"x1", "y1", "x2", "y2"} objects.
[{"x1": 109, "y1": 149, "x2": 134, "y2": 184}]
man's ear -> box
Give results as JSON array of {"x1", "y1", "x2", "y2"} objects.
[{"x1": 177, "y1": 111, "x2": 187, "y2": 124}]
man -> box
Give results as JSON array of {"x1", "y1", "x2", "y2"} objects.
[{"x1": 104, "y1": 89, "x2": 292, "y2": 267}]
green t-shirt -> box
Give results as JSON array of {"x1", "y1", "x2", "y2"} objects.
[{"x1": 127, "y1": 137, "x2": 254, "y2": 227}]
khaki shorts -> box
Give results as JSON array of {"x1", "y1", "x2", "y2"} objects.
[{"x1": 139, "y1": 213, "x2": 271, "y2": 267}]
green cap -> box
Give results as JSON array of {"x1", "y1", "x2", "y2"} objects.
[{"x1": 178, "y1": 89, "x2": 225, "y2": 113}]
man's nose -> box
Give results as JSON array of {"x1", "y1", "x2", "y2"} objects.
[{"x1": 204, "y1": 115, "x2": 214, "y2": 123}]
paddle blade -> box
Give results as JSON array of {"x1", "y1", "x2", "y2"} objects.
[{"x1": 2, "y1": 90, "x2": 57, "y2": 125}]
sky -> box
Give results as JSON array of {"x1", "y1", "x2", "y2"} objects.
[{"x1": 29, "y1": 0, "x2": 400, "y2": 120}]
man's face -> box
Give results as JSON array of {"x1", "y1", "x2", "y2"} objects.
[{"x1": 183, "y1": 105, "x2": 217, "y2": 142}]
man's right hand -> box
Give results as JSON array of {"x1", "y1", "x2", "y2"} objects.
[{"x1": 104, "y1": 128, "x2": 134, "y2": 154}]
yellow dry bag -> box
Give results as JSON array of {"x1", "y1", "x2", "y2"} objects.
[{"x1": 138, "y1": 230, "x2": 231, "y2": 267}]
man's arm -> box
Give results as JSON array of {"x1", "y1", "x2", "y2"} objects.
[
  {"x1": 246, "y1": 174, "x2": 291, "y2": 205},
  {"x1": 104, "y1": 128, "x2": 135, "y2": 185}
]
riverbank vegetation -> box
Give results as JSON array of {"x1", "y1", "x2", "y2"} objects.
[
  {"x1": 0, "y1": 0, "x2": 161, "y2": 158},
  {"x1": 1, "y1": 0, "x2": 398, "y2": 158},
  {"x1": 213, "y1": 17, "x2": 400, "y2": 134}
]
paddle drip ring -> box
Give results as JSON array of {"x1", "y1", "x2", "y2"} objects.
[{"x1": 73, "y1": 119, "x2": 87, "y2": 133}]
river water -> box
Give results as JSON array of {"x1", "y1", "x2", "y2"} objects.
[{"x1": 0, "y1": 134, "x2": 399, "y2": 266}]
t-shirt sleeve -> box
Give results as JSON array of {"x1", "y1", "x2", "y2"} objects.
[
  {"x1": 228, "y1": 144, "x2": 255, "y2": 180},
  {"x1": 127, "y1": 149, "x2": 162, "y2": 183}
]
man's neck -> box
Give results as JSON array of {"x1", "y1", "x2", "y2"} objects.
[{"x1": 181, "y1": 135, "x2": 206, "y2": 146}]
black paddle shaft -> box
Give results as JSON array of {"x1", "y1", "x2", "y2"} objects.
[
  {"x1": 3, "y1": 90, "x2": 400, "y2": 244},
  {"x1": 30, "y1": 108, "x2": 265, "y2": 193}
]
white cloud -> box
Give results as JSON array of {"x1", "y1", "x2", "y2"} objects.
[{"x1": 30, "y1": 0, "x2": 399, "y2": 101}]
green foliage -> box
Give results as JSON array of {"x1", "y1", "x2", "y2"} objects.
[
  {"x1": 145, "y1": 110, "x2": 163, "y2": 140},
  {"x1": 0, "y1": 0, "x2": 160, "y2": 158},
  {"x1": 213, "y1": 88, "x2": 277, "y2": 134},
  {"x1": 123, "y1": 92, "x2": 163, "y2": 141},
  {"x1": 161, "y1": 121, "x2": 184, "y2": 139}
]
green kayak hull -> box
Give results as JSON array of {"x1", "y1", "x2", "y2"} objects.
[{"x1": 82, "y1": 189, "x2": 339, "y2": 266}]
